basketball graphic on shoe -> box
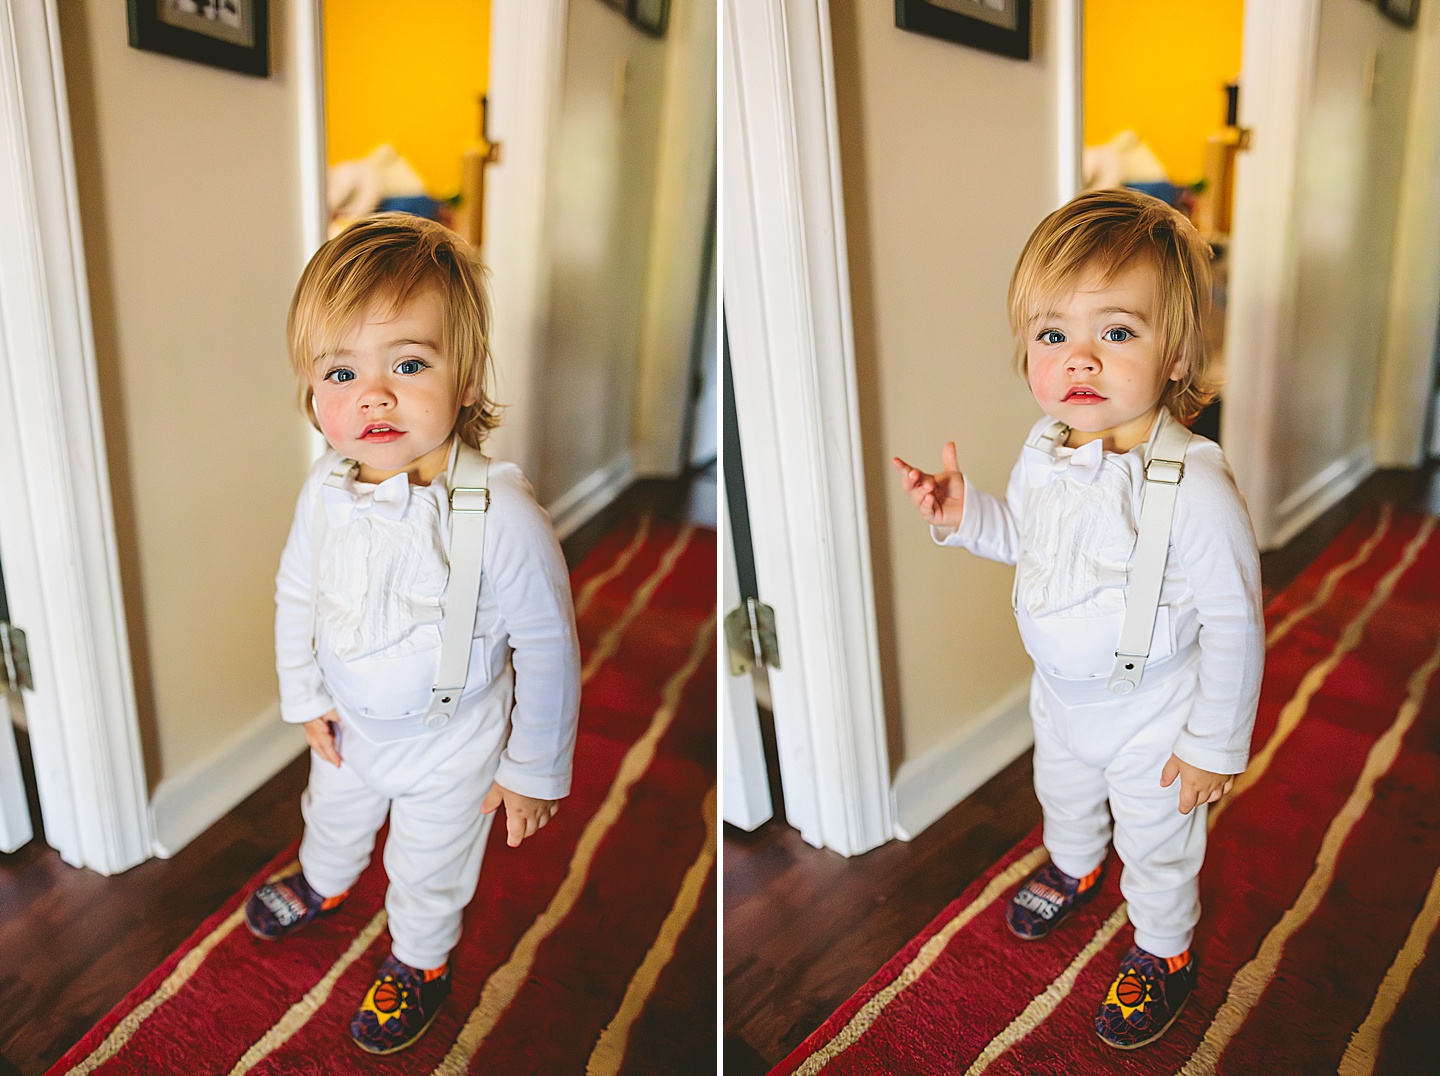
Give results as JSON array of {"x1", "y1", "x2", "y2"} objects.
[
  {"x1": 372, "y1": 977, "x2": 402, "y2": 1014},
  {"x1": 1115, "y1": 969, "x2": 1147, "y2": 1009}
]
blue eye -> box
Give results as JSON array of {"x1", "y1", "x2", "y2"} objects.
[
  {"x1": 1103, "y1": 327, "x2": 1133, "y2": 342},
  {"x1": 1038, "y1": 330, "x2": 1065, "y2": 345},
  {"x1": 325, "y1": 368, "x2": 355, "y2": 383},
  {"x1": 396, "y1": 359, "x2": 426, "y2": 375}
]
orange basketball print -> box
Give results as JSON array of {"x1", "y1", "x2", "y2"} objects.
[
  {"x1": 1115, "y1": 969, "x2": 1146, "y2": 1009},
  {"x1": 372, "y1": 978, "x2": 402, "y2": 1013}
]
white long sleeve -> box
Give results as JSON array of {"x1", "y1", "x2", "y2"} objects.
[{"x1": 274, "y1": 450, "x2": 582, "y2": 801}]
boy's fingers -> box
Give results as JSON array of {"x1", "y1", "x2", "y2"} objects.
[{"x1": 941, "y1": 441, "x2": 959, "y2": 472}]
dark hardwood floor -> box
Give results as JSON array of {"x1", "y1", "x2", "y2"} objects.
[
  {"x1": 722, "y1": 461, "x2": 1440, "y2": 1075},
  {"x1": 0, "y1": 470, "x2": 709, "y2": 1076}
]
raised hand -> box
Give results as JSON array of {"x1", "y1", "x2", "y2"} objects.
[{"x1": 891, "y1": 441, "x2": 966, "y2": 528}]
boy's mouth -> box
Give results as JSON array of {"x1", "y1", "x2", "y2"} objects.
[
  {"x1": 361, "y1": 424, "x2": 404, "y2": 441},
  {"x1": 1063, "y1": 387, "x2": 1106, "y2": 403}
]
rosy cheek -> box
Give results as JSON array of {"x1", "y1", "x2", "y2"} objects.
[{"x1": 311, "y1": 390, "x2": 348, "y2": 443}]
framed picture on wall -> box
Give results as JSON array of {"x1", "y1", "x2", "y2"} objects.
[
  {"x1": 895, "y1": 0, "x2": 1030, "y2": 60},
  {"x1": 1378, "y1": 0, "x2": 1420, "y2": 28},
  {"x1": 127, "y1": 0, "x2": 269, "y2": 78},
  {"x1": 629, "y1": 0, "x2": 670, "y2": 37}
]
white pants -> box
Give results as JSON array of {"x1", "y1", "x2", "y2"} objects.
[
  {"x1": 299, "y1": 675, "x2": 512, "y2": 970},
  {"x1": 1030, "y1": 662, "x2": 1207, "y2": 958}
]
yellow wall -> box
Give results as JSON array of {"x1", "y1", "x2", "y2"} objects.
[
  {"x1": 324, "y1": 0, "x2": 490, "y2": 197},
  {"x1": 1084, "y1": 0, "x2": 1244, "y2": 185}
]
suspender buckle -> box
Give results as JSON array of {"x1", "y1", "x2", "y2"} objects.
[
  {"x1": 450, "y1": 486, "x2": 490, "y2": 512},
  {"x1": 1144, "y1": 458, "x2": 1183, "y2": 484}
]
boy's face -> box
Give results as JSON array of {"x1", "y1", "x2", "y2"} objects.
[
  {"x1": 1024, "y1": 256, "x2": 1184, "y2": 454},
  {"x1": 309, "y1": 287, "x2": 475, "y2": 485}
]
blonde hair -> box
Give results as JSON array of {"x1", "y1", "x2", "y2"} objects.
[
  {"x1": 1007, "y1": 188, "x2": 1215, "y2": 425},
  {"x1": 287, "y1": 213, "x2": 500, "y2": 449}
]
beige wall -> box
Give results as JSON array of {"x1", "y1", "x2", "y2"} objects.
[
  {"x1": 830, "y1": 0, "x2": 1060, "y2": 767},
  {"x1": 59, "y1": 1, "x2": 311, "y2": 786},
  {"x1": 536, "y1": 0, "x2": 668, "y2": 503},
  {"x1": 1278, "y1": 1, "x2": 1417, "y2": 500}
]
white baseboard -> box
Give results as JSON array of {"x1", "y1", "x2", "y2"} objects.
[
  {"x1": 1268, "y1": 446, "x2": 1375, "y2": 551},
  {"x1": 891, "y1": 680, "x2": 1034, "y2": 841},
  {"x1": 149, "y1": 704, "x2": 307, "y2": 858},
  {"x1": 547, "y1": 453, "x2": 635, "y2": 541}
]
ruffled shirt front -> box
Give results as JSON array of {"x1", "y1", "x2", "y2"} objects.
[{"x1": 315, "y1": 471, "x2": 449, "y2": 663}]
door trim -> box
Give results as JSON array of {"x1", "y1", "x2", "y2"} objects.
[
  {"x1": 722, "y1": 0, "x2": 891, "y2": 856},
  {"x1": 0, "y1": 0, "x2": 150, "y2": 874},
  {"x1": 1220, "y1": 0, "x2": 1324, "y2": 548}
]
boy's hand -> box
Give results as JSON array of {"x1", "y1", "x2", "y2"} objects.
[
  {"x1": 481, "y1": 782, "x2": 559, "y2": 847},
  {"x1": 891, "y1": 442, "x2": 966, "y2": 528},
  {"x1": 1161, "y1": 754, "x2": 1235, "y2": 815},
  {"x1": 304, "y1": 712, "x2": 342, "y2": 768}
]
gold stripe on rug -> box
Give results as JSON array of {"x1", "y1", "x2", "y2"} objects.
[
  {"x1": 793, "y1": 844, "x2": 1049, "y2": 1076},
  {"x1": 582, "y1": 524, "x2": 694, "y2": 684},
  {"x1": 1266, "y1": 504, "x2": 1393, "y2": 649},
  {"x1": 574, "y1": 513, "x2": 653, "y2": 619},
  {"x1": 62, "y1": 861, "x2": 299, "y2": 1076},
  {"x1": 1179, "y1": 628, "x2": 1440, "y2": 1076},
  {"x1": 1210, "y1": 516, "x2": 1436, "y2": 830},
  {"x1": 963, "y1": 904, "x2": 1131, "y2": 1076},
  {"x1": 432, "y1": 611, "x2": 717, "y2": 1076},
  {"x1": 227, "y1": 910, "x2": 389, "y2": 1075},
  {"x1": 1338, "y1": 861, "x2": 1440, "y2": 1076},
  {"x1": 586, "y1": 785, "x2": 718, "y2": 1075}
]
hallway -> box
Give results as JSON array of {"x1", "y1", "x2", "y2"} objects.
[
  {"x1": 0, "y1": 471, "x2": 713, "y2": 1076},
  {"x1": 724, "y1": 462, "x2": 1440, "y2": 1073}
]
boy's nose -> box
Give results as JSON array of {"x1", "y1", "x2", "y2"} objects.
[
  {"x1": 358, "y1": 380, "x2": 396, "y2": 408},
  {"x1": 1065, "y1": 347, "x2": 1100, "y2": 373}
]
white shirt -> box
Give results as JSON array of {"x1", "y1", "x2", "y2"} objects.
[
  {"x1": 933, "y1": 415, "x2": 1264, "y2": 774},
  {"x1": 275, "y1": 447, "x2": 581, "y2": 801}
]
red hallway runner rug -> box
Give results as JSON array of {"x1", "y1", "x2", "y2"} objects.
[
  {"x1": 48, "y1": 514, "x2": 716, "y2": 1076},
  {"x1": 774, "y1": 502, "x2": 1440, "y2": 1076}
]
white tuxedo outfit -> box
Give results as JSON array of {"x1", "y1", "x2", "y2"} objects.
[
  {"x1": 935, "y1": 415, "x2": 1263, "y2": 956},
  {"x1": 275, "y1": 444, "x2": 581, "y2": 969}
]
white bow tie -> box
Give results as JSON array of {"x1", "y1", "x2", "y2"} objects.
[
  {"x1": 1022, "y1": 436, "x2": 1104, "y2": 488},
  {"x1": 323, "y1": 469, "x2": 412, "y2": 525}
]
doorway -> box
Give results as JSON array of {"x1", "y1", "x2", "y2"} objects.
[{"x1": 1080, "y1": 0, "x2": 1246, "y2": 444}]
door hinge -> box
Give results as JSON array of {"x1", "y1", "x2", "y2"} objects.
[
  {"x1": 724, "y1": 597, "x2": 780, "y2": 677},
  {"x1": 0, "y1": 622, "x2": 32, "y2": 692}
]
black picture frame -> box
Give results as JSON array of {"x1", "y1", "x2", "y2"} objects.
[
  {"x1": 598, "y1": 0, "x2": 669, "y2": 38},
  {"x1": 895, "y1": 0, "x2": 1030, "y2": 60},
  {"x1": 127, "y1": 0, "x2": 269, "y2": 78},
  {"x1": 628, "y1": 0, "x2": 670, "y2": 37},
  {"x1": 1378, "y1": 0, "x2": 1420, "y2": 28}
]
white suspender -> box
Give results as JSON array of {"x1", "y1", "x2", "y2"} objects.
[
  {"x1": 308, "y1": 444, "x2": 493, "y2": 730},
  {"x1": 1109, "y1": 410, "x2": 1190, "y2": 694},
  {"x1": 1025, "y1": 410, "x2": 1191, "y2": 696}
]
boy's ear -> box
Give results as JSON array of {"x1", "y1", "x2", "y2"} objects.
[
  {"x1": 1167, "y1": 348, "x2": 1189, "y2": 383},
  {"x1": 460, "y1": 381, "x2": 479, "y2": 408}
]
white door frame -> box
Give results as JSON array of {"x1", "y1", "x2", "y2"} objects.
[
  {"x1": 1219, "y1": 0, "x2": 1324, "y2": 548},
  {"x1": 721, "y1": 0, "x2": 891, "y2": 856},
  {"x1": 0, "y1": 0, "x2": 150, "y2": 874},
  {"x1": 474, "y1": 0, "x2": 569, "y2": 476}
]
